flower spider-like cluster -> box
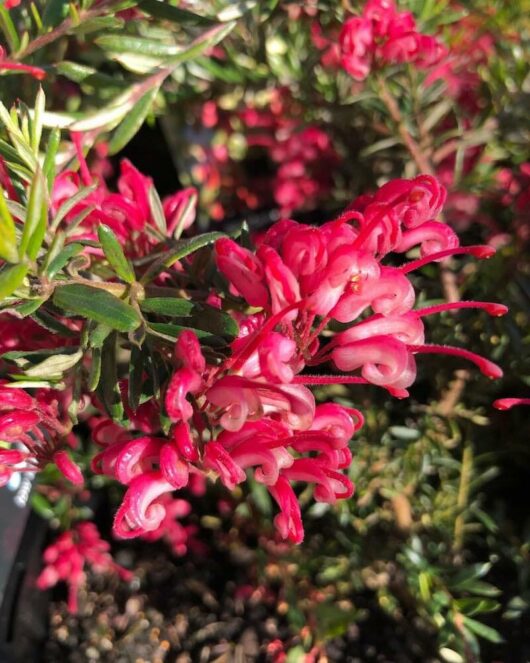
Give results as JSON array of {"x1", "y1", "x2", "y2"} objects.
[
  {"x1": 340, "y1": 0, "x2": 445, "y2": 80},
  {"x1": 0, "y1": 383, "x2": 83, "y2": 488},
  {"x1": 37, "y1": 522, "x2": 132, "y2": 613},
  {"x1": 92, "y1": 174, "x2": 506, "y2": 545}
]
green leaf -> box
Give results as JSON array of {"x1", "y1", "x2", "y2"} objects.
[
  {"x1": 97, "y1": 333, "x2": 124, "y2": 420},
  {"x1": 128, "y1": 345, "x2": 144, "y2": 411},
  {"x1": 43, "y1": 127, "x2": 61, "y2": 192},
  {"x1": 449, "y1": 563, "x2": 491, "y2": 589},
  {"x1": 88, "y1": 322, "x2": 113, "y2": 349},
  {"x1": 7, "y1": 297, "x2": 45, "y2": 317},
  {"x1": 19, "y1": 167, "x2": 47, "y2": 261},
  {"x1": 31, "y1": 309, "x2": 78, "y2": 337},
  {"x1": 0, "y1": 263, "x2": 28, "y2": 301},
  {"x1": 148, "y1": 322, "x2": 223, "y2": 345},
  {"x1": 0, "y1": 186, "x2": 18, "y2": 263},
  {"x1": 88, "y1": 346, "x2": 102, "y2": 391},
  {"x1": 461, "y1": 616, "x2": 504, "y2": 643},
  {"x1": 140, "y1": 297, "x2": 194, "y2": 317},
  {"x1": 141, "y1": 231, "x2": 225, "y2": 284},
  {"x1": 97, "y1": 225, "x2": 135, "y2": 283},
  {"x1": 46, "y1": 242, "x2": 84, "y2": 278},
  {"x1": 108, "y1": 87, "x2": 158, "y2": 155},
  {"x1": 439, "y1": 648, "x2": 465, "y2": 663},
  {"x1": 148, "y1": 185, "x2": 167, "y2": 235},
  {"x1": 190, "y1": 305, "x2": 239, "y2": 339},
  {"x1": 42, "y1": 0, "x2": 70, "y2": 28},
  {"x1": 51, "y1": 182, "x2": 97, "y2": 231},
  {"x1": 53, "y1": 284, "x2": 142, "y2": 332},
  {"x1": 95, "y1": 34, "x2": 181, "y2": 58},
  {"x1": 217, "y1": 1, "x2": 257, "y2": 21},
  {"x1": 2, "y1": 346, "x2": 76, "y2": 366},
  {"x1": 31, "y1": 87, "x2": 46, "y2": 155},
  {"x1": 138, "y1": 0, "x2": 215, "y2": 25},
  {"x1": 24, "y1": 348, "x2": 83, "y2": 378},
  {"x1": 31, "y1": 493, "x2": 54, "y2": 520}
]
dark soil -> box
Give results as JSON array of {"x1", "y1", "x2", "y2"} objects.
[{"x1": 43, "y1": 537, "x2": 441, "y2": 663}]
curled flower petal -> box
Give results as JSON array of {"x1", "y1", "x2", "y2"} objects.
[{"x1": 53, "y1": 450, "x2": 84, "y2": 486}]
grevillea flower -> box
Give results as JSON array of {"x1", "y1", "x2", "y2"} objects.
[
  {"x1": 493, "y1": 398, "x2": 530, "y2": 411},
  {"x1": 339, "y1": 0, "x2": 445, "y2": 80},
  {"x1": 90, "y1": 174, "x2": 504, "y2": 546},
  {"x1": 51, "y1": 150, "x2": 198, "y2": 258},
  {"x1": 0, "y1": 384, "x2": 83, "y2": 487},
  {"x1": 37, "y1": 522, "x2": 132, "y2": 613}
]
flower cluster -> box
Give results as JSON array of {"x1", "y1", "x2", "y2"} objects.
[
  {"x1": 0, "y1": 383, "x2": 82, "y2": 488},
  {"x1": 339, "y1": 0, "x2": 445, "y2": 80},
  {"x1": 89, "y1": 174, "x2": 505, "y2": 545},
  {"x1": 52, "y1": 140, "x2": 197, "y2": 257},
  {"x1": 37, "y1": 522, "x2": 132, "y2": 613},
  {"x1": 192, "y1": 90, "x2": 339, "y2": 219}
]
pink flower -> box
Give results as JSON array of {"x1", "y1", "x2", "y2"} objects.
[
  {"x1": 163, "y1": 187, "x2": 197, "y2": 235},
  {"x1": 215, "y1": 238, "x2": 269, "y2": 307},
  {"x1": 37, "y1": 523, "x2": 132, "y2": 613},
  {"x1": 89, "y1": 173, "x2": 504, "y2": 547},
  {"x1": 340, "y1": 17, "x2": 374, "y2": 80}
]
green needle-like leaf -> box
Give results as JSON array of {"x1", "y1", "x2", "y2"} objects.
[
  {"x1": 53, "y1": 284, "x2": 142, "y2": 332},
  {"x1": 97, "y1": 224, "x2": 136, "y2": 283}
]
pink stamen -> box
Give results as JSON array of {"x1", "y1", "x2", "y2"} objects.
[
  {"x1": 493, "y1": 398, "x2": 530, "y2": 411},
  {"x1": 408, "y1": 344, "x2": 503, "y2": 379},
  {"x1": 292, "y1": 374, "x2": 368, "y2": 386},
  {"x1": 71, "y1": 132, "x2": 93, "y2": 186},
  {"x1": 227, "y1": 301, "x2": 303, "y2": 372},
  {"x1": 415, "y1": 301, "x2": 508, "y2": 317},
  {"x1": 0, "y1": 61, "x2": 46, "y2": 80},
  {"x1": 400, "y1": 245, "x2": 495, "y2": 274}
]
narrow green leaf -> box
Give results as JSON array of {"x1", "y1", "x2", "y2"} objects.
[
  {"x1": 51, "y1": 182, "x2": 97, "y2": 231},
  {"x1": 88, "y1": 346, "x2": 102, "y2": 391},
  {"x1": 191, "y1": 305, "x2": 239, "y2": 339},
  {"x1": 141, "y1": 231, "x2": 225, "y2": 284},
  {"x1": 88, "y1": 323, "x2": 113, "y2": 349},
  {"x1": 42, "y1": 0, "x2": 70, "y2": 28},
  {"x1": 97, "y1": 333, "x2": 124, "y2": 420},
  {"x1": 128, "y1": 345, "x2": 144, "y2": 411},
  {"x1": 108, "y1": 87, "x2": 158, "y2": 155},
  {"x1": 97, "y1": 224, "x2": 135, "y2": 283},
  {"x1": 31, "y1": 493, "x2": 54, "y2": 520},
  {"x1": 6, "y1": 297, "x2": 45, "y2": 317},
  {"x1": 53, "y1": 284, "x2": 142, "y2": 332},
  {"x1": 0, "y1": 6, "x2": 20, "y2": 52},
  {"x1": 148, "y1": 322, "x2": 224, "y2": 346},
  {"x1": 46, "y1": 242, "x2": 84, "y2": 278},
  {"x1": 462, "y1": 616, "x2": 504, "y2": 643},
  {"x1": 95, "y1": 34, "x2": 181, "y2": 58},
  {"x1": 19, "y1": 168, "x2": 47, "y2": 260},
  {"x1": 31, "y1": 87, "x2": 45, "y2": 155},
  {"x1": 140, "y1": 297, "x2": 194, "y2": 317},
  {"x1": 148, "y1": 185, "x2": 167, "y2": 235},
  {"x1": 43, "y1": 127, "x2": 61, "y2": 191},
  {"x1": 165, "y1": 22, "x2": 236, "y2": 67},
  {"x1": 0, "y1": 263, "x2": 28, "y2": 301},
  {"x1": 31, "y1": 309, "x2": 78, "y2": 337},
  {"x1": 24, "y1": 348, "x2": 83, "y2": 378},
  {"x1": 0, "y1": 186, "x2": 18, "y2": 263},
  {"x1": 217, "y1": 1, "x2": 257, "y2": 21},
  {"x1": 138, "y1": 0, "x2": 215, "y2": 25}
]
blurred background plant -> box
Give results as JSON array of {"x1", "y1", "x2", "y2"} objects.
[{"x1": 0, "y1": 0, "x2": 529, "y2": 661}]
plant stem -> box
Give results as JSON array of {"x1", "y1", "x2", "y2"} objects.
[{"x1": 453, "y1": 442, "x2": 473, "y2": 551}]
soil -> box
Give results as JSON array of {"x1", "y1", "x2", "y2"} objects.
[{"x1": 43, "y1": 537, "x2": 440, "y2": 663}]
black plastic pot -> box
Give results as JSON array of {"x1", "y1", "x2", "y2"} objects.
[{"x1": 0, "y1": 477, "x2": 48, "y2": 663}]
